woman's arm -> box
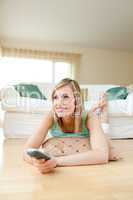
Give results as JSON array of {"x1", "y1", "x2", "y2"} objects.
[
  {"x1": 23, "y1": 111, "x2": 54, "y2": 164},
  {"x1": 55, "y1": 112, "x2": 109, "y2": 167}
]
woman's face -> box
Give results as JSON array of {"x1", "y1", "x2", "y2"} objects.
[{"x1": 53, "y1": 85, "x2": 75, "y2": 118}]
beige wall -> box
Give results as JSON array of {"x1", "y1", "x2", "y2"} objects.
[
  {"x1": 78, "y1": 49, "x2": 133, "y2": 85},
  {"x1": 2, "y1": 40, "x2": 133, "y2": 85},
  {"x1": 0, "y1": 46, "x2": 2, "y2": 57}
]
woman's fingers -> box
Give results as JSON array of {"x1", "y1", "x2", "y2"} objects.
[
  {"x1": 91, "y1": 93, "x2": 107, "y2": 113},
  {"x1": 33, "y1": 158, "x2": 57, "y2": 174},
  {"x1": 38, "y1": 163, "x2": 56, "y2": 174},
  {"x1": 32, "y1": 158, "x2": 45, "y2": 164},
  {"x1": 43, "y1": 159, "x2": 57, "y2": 168},
  {"x1": 39, "y1": 167, "x2": 55, "y2": 174},
  {"x1": 98, "y1": 93, "x2": 107, "y2": 108}
]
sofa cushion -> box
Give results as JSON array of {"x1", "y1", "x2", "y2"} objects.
[
  {"x1": 14, "y1": 84, "x2": 47, "y2": 100},
  {"x1": 106, "y1": 87, "x2": 128, "y2": 100}
]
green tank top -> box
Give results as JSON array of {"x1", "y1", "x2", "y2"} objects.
[{"x1": 48, "y1": 112, "x2": 89, "y2": 138}]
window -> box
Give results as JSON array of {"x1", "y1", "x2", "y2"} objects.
[
  {"x1": 54, "y1": 62, "x2": 72, "y2": 83},
  {"x1": 0, "y1": 57, "x2": 72, "y2": 87}
]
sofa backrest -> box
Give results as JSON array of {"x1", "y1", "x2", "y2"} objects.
[
  {"x1": 38, "y1": 83, "x2": 120, "y2": 101},
  {"x1": 80, "y1": 84, "x2": 119, "y2": 101},
  {"x1": 5, "y1": 82, "x2": 55, "y2": 100}
]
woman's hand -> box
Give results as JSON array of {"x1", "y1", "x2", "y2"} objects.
[
  {"x1": 91, "y1": 93, "x2": 108, "y2": 115},
  {"x1": 32, "y1": 158, "x2": 57, "y2": 174}
]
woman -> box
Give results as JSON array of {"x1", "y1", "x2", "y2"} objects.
[{"x1": 23, "y1": 78, "x2": 119, "y2": 174}]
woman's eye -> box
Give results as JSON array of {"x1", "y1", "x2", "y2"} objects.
[
  {"x1": 63, "y1": 95, "x2": 69, "y2": 99},
  {"x1": 53, "y1": 95, "x2": 58, "y2": 100}
]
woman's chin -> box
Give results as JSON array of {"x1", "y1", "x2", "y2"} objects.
[
  {"x1": 56, "y1": 112, "x2": 66, "y2": 118},
  {"x1": 56, "y1": 112, "x2": 72, "y2": 118}
]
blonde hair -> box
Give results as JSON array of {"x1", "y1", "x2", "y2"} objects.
[{"x1": 52, "y1": 78, "x2": 83, "y2": 132}]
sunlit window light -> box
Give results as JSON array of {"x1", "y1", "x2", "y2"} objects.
[{"x1": 0, "y1": 57, "x2": 72, "y2": 87}]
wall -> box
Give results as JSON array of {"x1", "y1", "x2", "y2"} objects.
[
  {"x1": 2, "y1": 40, "x2": 133, "y2": 85},
  {"x1": 79, "y1": 48, "x2": 133, "y2": 85},
  {"x1": 0, "y1": 46, "x2": 2, "y2": 57}
]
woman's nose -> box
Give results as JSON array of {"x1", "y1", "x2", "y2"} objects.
[{"x1": 55, "y1": 97, "x2": 64, "y2": 105}]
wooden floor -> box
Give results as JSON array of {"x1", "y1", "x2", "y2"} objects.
[{"x1": 0, "y1": 137, "x2": 133, "y2": 200}]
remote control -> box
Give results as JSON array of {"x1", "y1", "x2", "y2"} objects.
[{"x1": 27, "y1": 148, "x2": 51, "y2": 160}]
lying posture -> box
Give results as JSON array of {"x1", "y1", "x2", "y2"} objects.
[{"x1": 23, "y1": 78, "x2": 119, "y2": 174}]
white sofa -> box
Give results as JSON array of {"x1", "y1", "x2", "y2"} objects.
[{"x1": 1, "y1": 83, "x2": 133, "y2": 139}]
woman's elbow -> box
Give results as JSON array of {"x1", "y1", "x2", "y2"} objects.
[
  {"x1": 99, "y1": 156, "x2": 109, "y2": 164},
  {"x1": 97, "y1": 150, "x2": 109, "y2": 164}
]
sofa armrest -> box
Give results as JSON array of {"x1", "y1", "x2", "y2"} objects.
[
  {"x1": 1, "y1": 87, "x2": 19, "y2": 109},
  {"x1": 1, "y1": 86, "x2": 19, "y2": 99}
]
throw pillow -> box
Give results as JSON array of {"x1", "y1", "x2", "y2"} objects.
[
  {"x1": 14, "y1": 84, "x2": 47, "y2": 100},
  {"x1": 106, "y1": 86, "x2": 128, "y2": 100}
]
